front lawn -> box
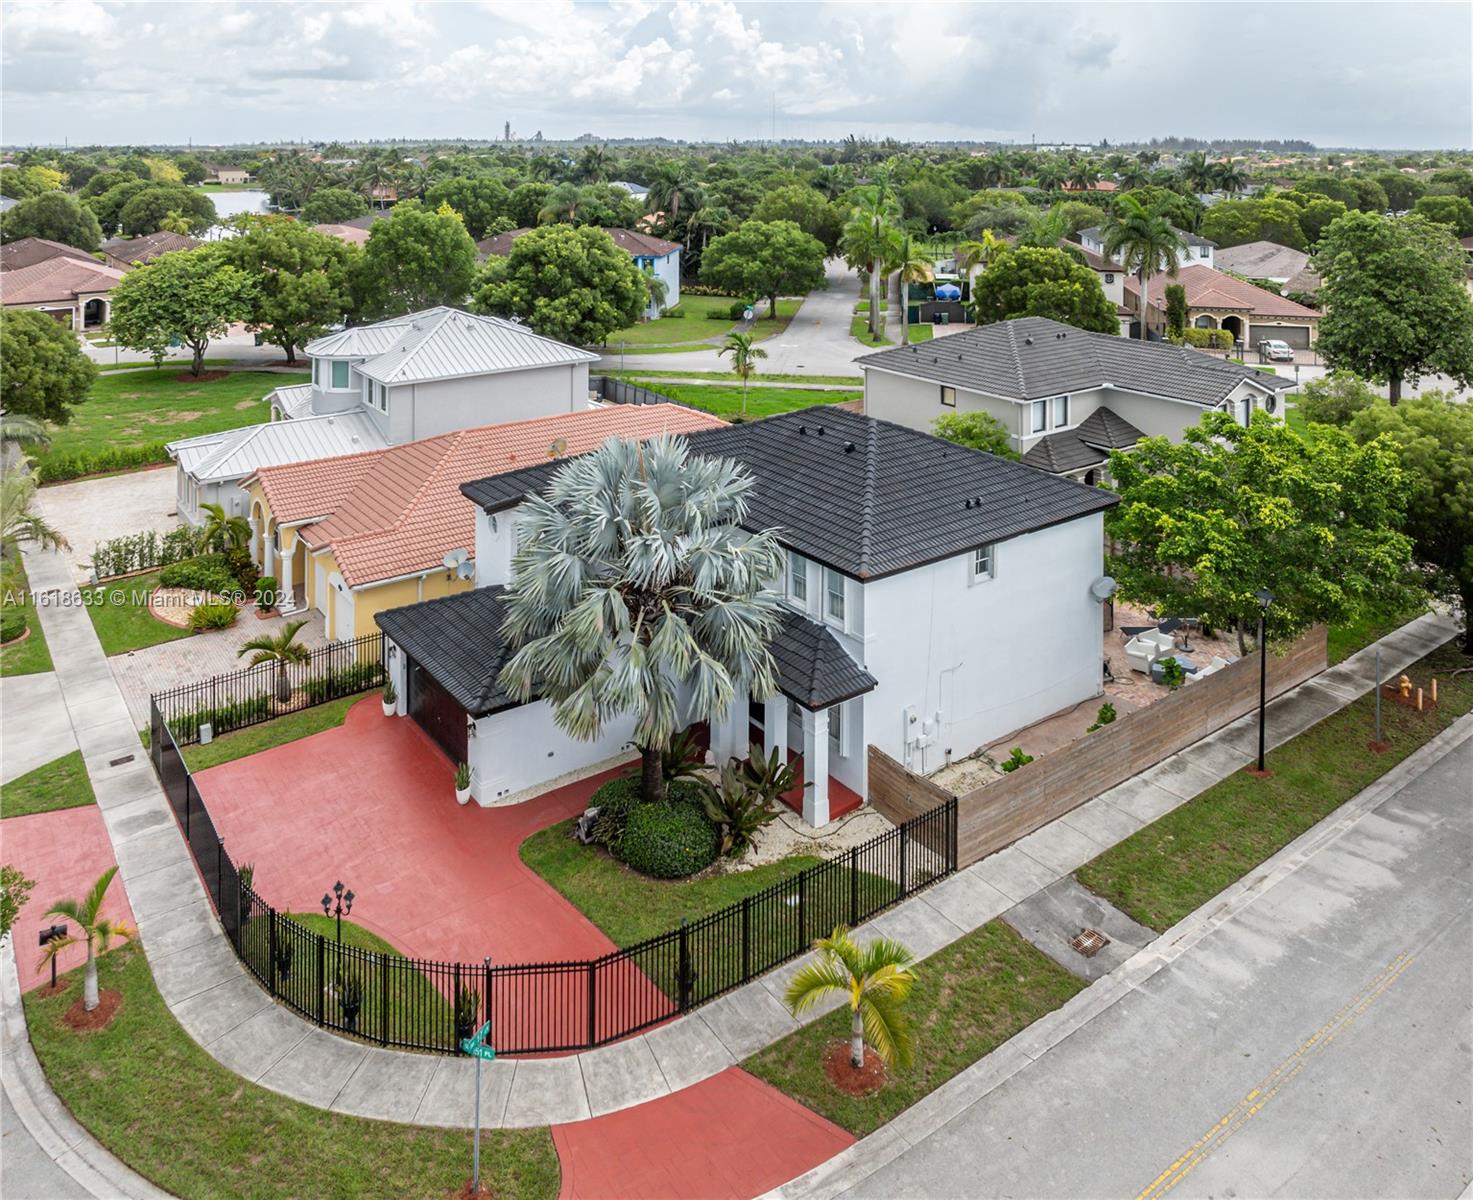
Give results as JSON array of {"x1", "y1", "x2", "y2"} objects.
[
  {"x1": 605, "y1": 296, "x2": 804, "y2": 351},
  {"x1": 1, "y1": 750, "x2": 95, "y2": 819},
  {"x1": 744, "y1": 921, "x2": 1085, "y2": 1137},
  {"x1": 1075, "y1": 640, "x2": 1472, "y2": 932},
  {"x1": 24, "y1": 945, "x2": 559, "y2": 1200},
  {"x1": 1, "y1": 553, "x2": 53, "y2": 677},
  {"x1": 33, "y1": 369, "x2": 306, "y2": 481},
  {"x1": 638, "y1": 383, "x2": 860, "y2": 422},
  {"x1": 613, "y1": 369, "x2": 864, "y2": 386},
  {"x1": 183, "y1": 693, "x2": 362, "y2": 772},
  {"x1": 85, "y1": 569, "x2": 196, "y2": 656},
  {"x1": 849, "y1": 316, "x2": 934, "y2": 347}
]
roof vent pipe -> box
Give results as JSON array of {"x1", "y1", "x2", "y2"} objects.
[
  {"x1": 844, "y1": 441, "x2": 856, "y2": 453},
  {"x1": 1024, "y1": 337, "x2": 1033, "y2": 345}
]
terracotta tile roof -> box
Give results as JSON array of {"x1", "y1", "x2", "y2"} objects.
[
  {"x1": 273, "y1": 404, "x2": 725, "y2": 588},
  {"x1": 1, "y1": 255, "x2": 127, "y2": 305},
  {"x1": 1, "y1": 237, "x2": 106, "y2": 272},
  {"x1": 1124, "y1": 265, "x2": 1319, "y2": 319},
  {"x1": 313, "y1": 223, "x2": 371, "y2": 246},
  {"x1": 478, "y1": 226, "x2": 681, "y2": 259},
  {"x1": 99, "y1": 231, "x2": 202, "y2": 264}
]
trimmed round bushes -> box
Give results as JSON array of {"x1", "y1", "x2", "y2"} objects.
[
  {"x1": 616, "y1": 797, "x2": 720, "y2": 880},
  {"x1": 159, "y1": 554, "x2": 239, "y2": 597},
  {"x1": 588, "y1": 775, "x2": 643, "y2": 848},
  {"x1": 0, "y1": 608, "x2": 26, "y2": 643}
]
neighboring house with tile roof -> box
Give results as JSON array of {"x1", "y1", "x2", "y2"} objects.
[
  {"x1": 240, "y1": 403, "x2": 723, "y2": 639},
  {"x1": 1, "y1": 236, "x2": 128, "y2": 273},
  {"x1": 1125, "y1": 263, "x2": 1320, "y2": 349},
  {"x1": 172, "y1": 305, "x2": 600, "y2": 535},
  {"x1": 477, "y1": 225, "x2": 680, "y2": 320},
  {"x1": 857, "y1": 316, "x2": 1292, "y2": 482},
  {"x1": 99, "y1": 230, "x2": 203, "y2": 265},
  {"x1": 312, "y1": 222, "x2": 371, "y2": 247},
  {"x1": 379, "y1": 406, "x2": 1117, "y2": 820},
  {"x1": 0, "y1": 252, "x2": 127, "y2": 330}
]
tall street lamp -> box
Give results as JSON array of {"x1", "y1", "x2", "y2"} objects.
[
  {"x1": 1255, "y1": 589, "x2": 1275, "y2": 774},
  {"x1": 322, "y1": 880, "x2": 354, "y2": 944}
]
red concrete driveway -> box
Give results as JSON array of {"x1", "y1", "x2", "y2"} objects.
[
  {"x1": 553, "y1": 1067, "x2": 854, "y2": 1199},
  {"x1": 195, "y1": 698, "x2": 625, "y2": 968},
  {"x1": 2, "y1": 806, "x2": 135, "y2": 992}
]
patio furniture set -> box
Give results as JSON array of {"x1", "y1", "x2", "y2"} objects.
[{"x1": 1121, "y1": 621, "x2": 1234, "y2": 685}]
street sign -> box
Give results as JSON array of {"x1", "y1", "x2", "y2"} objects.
[
  {"x1": 463, "y1": 1018, "x2": 495, "y2": 1192},
  {"x1": 460, "y1": 1019, "x2": 494, "y2": 1059},
  {"x1": 743, "y1": 307, "x2": 754, "y2": 322}
]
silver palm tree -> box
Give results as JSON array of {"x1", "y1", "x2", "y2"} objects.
[{"x1": 499, "y1": 436, "x2": 785, "y2": 804}]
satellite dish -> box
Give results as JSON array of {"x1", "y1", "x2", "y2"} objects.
[
  {"x1": 547, "y1": 438, "x2": 568, "y2": 460},
  {"x1": 455, "y1": 560, "x2": 475, "y2": 580},
  {"x1": 1089, "y1": 576, "x2": 1118, "y2": 603},
  {"x1": 442, "y1": 548, "x2": 469, "y2": 571}
]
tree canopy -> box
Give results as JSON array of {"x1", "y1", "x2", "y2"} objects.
[
  {"x1": 0, "y1": 191, "x2": 103, "y2": 252},
  {"x1": 1411, "y1": 194, "x2": 1473, "y2": 238},
  {"x1": 1106, "y1": 411, "x2": 1417, "y2": 647},
  {"x1": 968, "y1": 245, "x2": 1119, "y2": 334},
  {"x1": 751, "y1": 184, "x2": 842, "y2": 253},
  {"x1": 931, "y1": 410, "x2": 1017, "y2": 459},
  {"x1": 1313, "y1": 212, "x2": 1473, "y2": 402},
  {"x1": 423, "y1": 176, "x2": 512, "y2": 240},
  {"x1": 109, "y1": 248, "x2": 256, "y2": 376},
  {"x1": 299, "y1": 186, "x2": 371, "y2": 226},
  {"x1": 1199, "y1": 197, "x2": 1307, "y2": 251},
  {"x1": 117, "y1": 183, "x2": 216, "y2": 237},
  {"x1": 0, "y1": 309, "x2": 96, "y2": 425},
  {"x1": 355, "y1": 200, "x2": 479, "y2": 318},
  {"x1": 471, "y1": 224, "x2": 644, "y2": 346},
  {"x1": 702, "y1": 219, "x2": 827, "y2": 319}
]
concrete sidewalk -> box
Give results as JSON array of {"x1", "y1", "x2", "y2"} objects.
[{"x1": 15, "y1": 533, "x2": 1460, "y2": 1132}]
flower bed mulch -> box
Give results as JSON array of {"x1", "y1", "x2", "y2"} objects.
[
  {"x1": 148, "y1": 586, "x2": 238, "y2": 629},
  {"x1": 822, "y1": 1040, "x2": 887, "y2": 1097},
  {"x1": 63, "y1": 989, "x2": 122, "y2": 1032}
]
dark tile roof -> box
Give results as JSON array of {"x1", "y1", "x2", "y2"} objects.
[
  {"x1": 462, "y1": 406, "x2": 1118, "y2": 581},
  {"x1": 857, "y1": 316, "x2": 1293, "y2": 407},
  {"x1": 1020, "y1": 432, "x2": 1107, "y2": 474},
  {"x1": 772, "y1": 608, "x2": 876, "y2": 710},
  {"x1": 1076, "y1": 406, "x2": 1143, "y2": 450},
  {"x1": 375, "y1": 583, "x2": 874, "y2": 715}
]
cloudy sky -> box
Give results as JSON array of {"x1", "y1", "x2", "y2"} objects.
[{"x1": 3, "y1": 1, "x2": 1469, "y2": 149}]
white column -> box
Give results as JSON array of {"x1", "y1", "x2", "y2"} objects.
[
  {"x1": 710, "y1": 685, "x2": 747, "y2": 766},
  {"x1": 263, "y1": 525, "x2": 276, "y2": 579},
  {"x1": 249, "y1": 513, "x2": 262, "y2": 567},
  {"x1": 763, "y1": 693, "x2": 789, "y2": 763},
  {"x1": 801, "y1": 707, "x2": 830, "y2": 828},
  {"x1": 277, "y1": 535, "x2": 295, "y2": 612}
]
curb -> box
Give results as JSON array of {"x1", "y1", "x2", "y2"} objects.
[
  {"x1": 764, "y1": 712, "x2": 1473, "y2": 1199},
  {"x1": 0, "y1": 942, "x2": 173, "y2": 1199}
]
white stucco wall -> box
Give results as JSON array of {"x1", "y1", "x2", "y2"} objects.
[
  {"x1": 384, "y1": 363, "x2": 589, "y2": 443},
  {"x1": 863, "y1": 367, "x2": 1018, "y2": 441},
  {"x1": 469, "y1": 702, "x2": 639, "y2": 806},
  {"x1": 643, "y1": 249, "x2": 681, "y2": 318}
]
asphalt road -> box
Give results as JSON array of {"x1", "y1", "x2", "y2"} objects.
[{"x1": 846, "y1": 731, "x2": 1473, "y2": 1199}]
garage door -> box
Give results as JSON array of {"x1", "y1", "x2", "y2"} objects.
[
  {"x1": 1259, "y1": 324, "x2": 1311, "y2": 348},
  {"x1": 407, "y1": 657, "x2": 468, "y2": 765}
]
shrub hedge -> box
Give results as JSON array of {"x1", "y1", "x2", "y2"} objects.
[
  {"x1": 615, "y1": 789, "x2": 720, "y2": 880},
  {"x1": 159, "y1": 555, "x2": 240, "y2": 597},
  {"x1": 0, "y1": 609, "x2": 26, "y2": 643},
  {"x1": 172, "y1": 694, "x2": 272, "y2": 740},
  {"x1": 91, "y1": 527, "x2": 205, "y2": 581},
  {"x1": 35, "y1": 442, "x2": 169, "y2": 484},
  {"x1": 187, "y1": 601, "x2": 238, "y2": 632},
  {"x1": 301, "y1": 661, "x2": 384, "y2": 705}
]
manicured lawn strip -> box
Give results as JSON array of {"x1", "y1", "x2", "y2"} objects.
[
  {"x1": 25, "y1": 947, "x2": 559, "y2": 1200},
  {"x1": 183, "y1": 693, "x2": 361, "y2": 771},
  {"x1": 33, "y1": 370, "x2": 306, "y2": 476},
  {"x1": 1076, "y1": 641, "x2": 1473, "y2": 933},
  {"x1": 610, "y1": 369, "x2": 863, "y2": 386},
  {"x1": 93, "y1": 358, "x2": 237, "y2": 373},
  {"x1": 85, "y1": 570, "x2": 194, "y2": 656},
  {"x1": 1, "y1": 553, "x2": 54, "y2": 677},
  {"x1": 744, "y1": 921, "x2": 1085, "y2": 1136},
  {"x1": 636, "y1": 383, "x2": 860, "y2": 421},
  {"x1": 605, "y1": 293, "x2": 742, "y2": 346},
  {"x1": 1326, "y1": 600, "x2": 1431, "y2": 666},
  {"x1": 850, "y1": 314, "x2": 891, "y2": 346},
  {"x1": 0, "y1": 750, "x2": 95, "y2": 819}
]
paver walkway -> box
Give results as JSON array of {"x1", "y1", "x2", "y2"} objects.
[
  {"x1": 553, "y1": 1067, "x2": 854, "y2": 1199},
  {"x1": 14, "y1": 530, "x2": 1461, "y2": 1134},
  {"x1": 196, "y1": 698, "x2": 626, "y2": 966},
  {"x1": 29, "y1": 466, "x2": 176, "y2": 585},
  {"x1": 1, "y1": 807, "x2": 135, "y2": 992}
]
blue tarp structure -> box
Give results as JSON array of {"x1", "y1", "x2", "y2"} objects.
[{"x1": 935, "y1": 283, "x2": 962, "y2": 301}]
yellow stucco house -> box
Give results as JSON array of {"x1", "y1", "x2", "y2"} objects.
[{"x1": 242, "y1": 403, "x2": 725, "y2": 641}]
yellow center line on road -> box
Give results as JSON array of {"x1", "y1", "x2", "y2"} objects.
[{"x1": 1136, "y1": 952, "x2": 1416, "y2": 1200}]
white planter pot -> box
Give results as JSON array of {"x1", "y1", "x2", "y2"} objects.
[
  {"x1": 381, "y1": 700, "x2": 396, "y2": 718},
  {"x1": 455, "y1": 787, "x2": 471, "y2": 805}
]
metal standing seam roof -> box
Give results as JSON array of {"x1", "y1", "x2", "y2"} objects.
[
  {"x1": 167, "y1": 412, "x2": 388, "y2": 484},
  {"x1": 857, "y1": 316, "x2": 1294, "y2": 408},
  {"x1": 270, "y1": 383, "x2": 314, "y2": 419},
  {"x1": 304, "y1": 307, "x2": 597, "y2": 386},
  {"x1": 375, "y1": 586, "x2": 874, "y2": 717},
  {"x1": 461, "y1": 405, "x2": 1119, "y2": 582}
]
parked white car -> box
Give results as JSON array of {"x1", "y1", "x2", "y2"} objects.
[{"x1": 1258, "y1": 339, "x2": 1294, "y2": 362}]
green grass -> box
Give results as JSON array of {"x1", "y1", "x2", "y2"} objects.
[
  {"x1": 849, "y1": 316, "x2": 934, "y2": 347},
  {"x1": 1076, "y1": 640, "x2": 1473, "y2": 933},
  {"x1": 1, "y1": 553, "x2": 53, "y2": 677},
  {"x1": 24, "y1": 946, "x2": 559, "y2": 1200},
  {"x1": 744, "y1": 921, "x2": 1085, "y2": 1136},
  {"x1": 33, "y1": 370, "x2": 307, "y2": 474},
  {"x1": 609, "y1": 369, "x2": 863, "y2": 386},
  {"x1": 1326, "y1": 599, "x2": 1431, "y2": 666},
  {"x1": 183, "y1": 693, "x2": 361, "y2": 772},
  {"x1": 85, "y1": 570, "x2": 196, "y2": 656},
  {"x1": 1, "y1": 750, "x2": 95, "y2": 819},
  {"x1": 635, "y1": 382, "x2": 860, "y2": 421},
  {"x1": 603, "y1": 296, "x2": 803, "y2": 350},
  {"x1": 1284, "y1": 404, "x2": 1308, "y2": 436},
  {"x1": 93, "y1": 358, "x2": 238, "y2": 373}
]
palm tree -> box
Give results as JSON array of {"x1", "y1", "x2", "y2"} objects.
[
  {"x1": 1066, "y1": 159, "x2": 1098, "y2": 191},
  {"x1": 1119, "y1": 163, "x2": 1150, "y2": 190},
  {"x1": 2, "y1": 473, "x2": 67, "y2": 552},
  {"x1": 685, "y1": 203, "x2": 733, "y2": 253},
  {"x1": 38, "y1": 867, "x2": 133, "y2": 1012},
  {"x1": 1101, "y1": 194, "x2": 1186, "y2": 341},
  {"x1": 1019, "y1": 203, "x2": 1074, "y2": 249},
  {"x1": 646, "y1": 164, "x2": 703, "y2": 225},
  {"x1": 1034, "y1": 161, "x2": 1066, "y2": 191},
  {"x1": 840, "y1": 182, "x2": 902, "y2": 340},
  {"x1": 199, "y1": 501, "x2": 249, "y2": 555},
  {"x1": 717, "y1": 331, "x2": 768, "y2": 416},
  {"x1": 785, "y1": 927, "x2": 918, "y2": 1070},
  {"x1": 0, "y1": 411, "x2": 50, "y2": 450},
  {"x1": 537, "y1": 181, "x2": 584, "y2": 225},
  {"x1": 499, "y1": 436, "x2": 784, "y2": 806},
  {"x1": 891, "y1": 235, "x2": 932, "y2": 347},
  {"x1": 1213, "y1": 161, "x2": 1249, "y2": 196},
  {"x1": 813, "y1": 164, "x2": 854, "y2": 201},
  {"x1": 641, "y1": 266, "x2": 668, "y2": 317},
  {"x1": 953, "y1": 229, "x2": 1005, "y2": 276},
  {"x1": 576, "y1": 144, "x2": 613, "y2": 184},
  {"x1": 1179, "y1": 151, "x2": 1216, "y2": 193},
  {"x1": 240, "y1": 618, "x2": 311, "y2": 703}
]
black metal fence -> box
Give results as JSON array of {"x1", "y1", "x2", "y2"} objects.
[
  {"x1": 153, "y1": 632, "x2": 384, "y2": 747},
  {"x1": 149, "y1": 683, "x2": 957, "y2": 1056},
  {"x1": 591, "y1": 375, "x2": 681, "y2": 408}
]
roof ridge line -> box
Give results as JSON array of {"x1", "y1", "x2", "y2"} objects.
[
  {"x1": 858, "y1": 418, "x2": 878, "y2": 576},
  {"x1": 1006, "y1": 320, "x2": 1026, "y2": 398},
  {"x1": 370, "y1": 307, "x2": 453, "y2": 382}
]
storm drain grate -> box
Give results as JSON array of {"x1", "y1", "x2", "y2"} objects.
[
  {"x1": 108, "y1": 754, "x2": 136, "y2": 767},
  {"x1": 1070, "y1": 928, "x2": 1110, "y2": 958}
]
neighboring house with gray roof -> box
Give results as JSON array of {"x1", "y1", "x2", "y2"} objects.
[
  {"x1": 858, "y1": 316, "x2": 1293, "y2": 482},
  {"x1": 1079, "y1": 224, "x2": 1217, "y2": 270}
]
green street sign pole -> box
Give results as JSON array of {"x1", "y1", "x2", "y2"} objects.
[{"x1": 461, "y1": 1019, "x2": 494, "y2": 1192}]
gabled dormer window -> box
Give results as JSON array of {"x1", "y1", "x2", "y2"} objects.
[
  {"x1": 330, "y1": 360, "x2": 350, "y2": 389},
  {"x1": 825, "y1": 568, "x2": 846, "y2": 624}
]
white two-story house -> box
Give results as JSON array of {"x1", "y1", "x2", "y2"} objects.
[
  {"x1": 376, "y1": 407, "x2": 1117, "y2": 824},
  {"x1": 859, "y1": 316, "x2": 1293, "y2": 482},
  {"x1": 167, "y1": 307, "x2": 598, "y2": 532}
]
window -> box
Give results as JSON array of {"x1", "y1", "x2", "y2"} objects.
[
  {"x1": 1031, "y1": 400, "x2": 1047, "y2": 433},
  {"x1": 940, "y1": 385, "x2": 956, "y2": 408},
  {"x1": 1052, "y1": 395, "x2": 1070, "y2": 428},
  {"x1": 828, "y1": 702, "x2": 843, "y2": 750},
  {"x1": 330, "y1": 360, "x2": 350, "y2": 389},
  {"x1": 787, "y1": 551, "x2": 808, "y2": 602},
  {"x1": 971, "y1": 543, "x2": 995, "y2": 582},
  {"x1": 312, "y1": 359, "x2": 321, "y2": 386},
  {"x1": 825, "y1": 568, "x2": 846, "y2": 623}
]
